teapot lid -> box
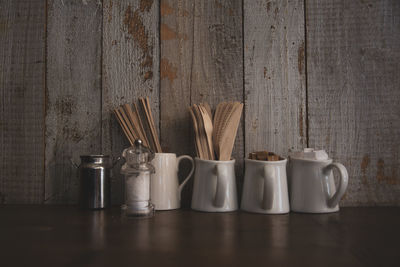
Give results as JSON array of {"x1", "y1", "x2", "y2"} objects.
[{"x1": 290, "y1": 148, "x2": 329, "y2": 161}]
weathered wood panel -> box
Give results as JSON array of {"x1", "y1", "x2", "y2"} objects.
[
  {"x1": 0, "y1": 0, "x2": 45, "y2": 204},
  {"x1": 103, "y1": 0, "x2": 159, "y2": 204},
  {"x1": 160, "y1": 0, "x2": 192, "y2": 155},
  {"x1": 45, "y1": 0, "x2": 103, "y2": 203},
  {"x1": 307, "y1": 0, "x2": 400, "y2": 206},
  {"x1": 160, "y1": 0, "x2": 244, "y2": 206},
  {"x1": 159, "y1": 0, "x2": 193, "y2": 207},
  {"x1": 244, "y1": 0, "x2": 306, "y2": 158}
]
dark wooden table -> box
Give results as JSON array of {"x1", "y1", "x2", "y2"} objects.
[{"x1": 0, "y1": 206, "x2": 399, "y2": 267}]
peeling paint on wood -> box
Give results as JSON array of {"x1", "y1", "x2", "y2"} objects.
[
  {"x1": 244, "y1": 0, "x2": 306, "y2": 157},
  {"x1": 140, "y1": 0, "x2": 153, "y2": 12},
  {"x1": 160, "y1": 1, "x2": 174, "y2": 16},
  {"x1": 1, "y1": 0, "x2": 399, "y2": 207},
  {"x1": 361, "y1": 154, "x2": 370, "y2": 185},
  {"x1": 160, "y1": 58, "x2": 177, "y2": 84},
  {"x1": 307, "y1": 0, "x2": 400, "y2": 206}
]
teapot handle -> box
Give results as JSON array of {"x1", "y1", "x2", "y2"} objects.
[
  {"x1": 325, "y1": 162, "x2": 349, "y2": 208},
  {"x1": 213, "y1": 164, "x2": 228, "y2": 207},
  {"x1": 262, "y1": 166, "x2": 274, "y2": 210}
]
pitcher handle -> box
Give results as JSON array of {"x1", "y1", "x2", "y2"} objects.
[
  {"x1": 262, "y1": 166, "x2": 275, "y2": 210},
  {"x1": 213, "y1": 164, "x2": 228, "y2": 207},
  {"x1": 324, "y1": 162, "x2": 349, "y2": 208},
  {"x1": 177, "y1": 155, "x2": 195, "y2": 196}
]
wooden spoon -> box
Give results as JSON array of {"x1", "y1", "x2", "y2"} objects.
[
  {"x1": 199, "y1": 104, "x2": 215, "y2": 160},
  {"x1": 216, "y1": 102, "x2": 236, "y2": 158},
  {"x1": 202, "y1": 102, "x2": 213, "y2": 119},
  {"x1": 218, "y1": 103, "x2": 243, "y2": 161},
  {"x1": 188, "y1": 107, "x2": 202, "y2": 159},
  {"x1": 193, "y1": 104, "x2": 210, "y2": 159},
  {"x1": 213, "y1": 102, "x2": 229, "y2": 158}
]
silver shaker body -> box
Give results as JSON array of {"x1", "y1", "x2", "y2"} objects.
[{"x1": 78, "y1": 155, "x2": 111, "y2": 209}]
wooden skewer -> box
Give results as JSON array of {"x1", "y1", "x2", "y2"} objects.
[
  {"x1": 134, "y1": 102, "x2": 150, "y2": 148},
  {"x1": 142, "y1": 97, "x2": 159, "y2": 152},
  {"x1": 145, "y1": 97, "x2": 162, "y2": 153},
  {"x1": 119, "y1": 106, "x2": 138, "y2": 140},
  {"x1": 139, "y1": 97, "x2": 162, "y2": 153},
  {"x1": 114, "y1": 109, "x2": 134, "y2": 145},
  {"x1": 123, "y1": 104, "x2": 149, "y2": 147},
  {"x1": 139, "y1": 98, "x2": 156, "y2": 152}
]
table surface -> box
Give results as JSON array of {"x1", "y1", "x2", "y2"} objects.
[{"x1": 0, "y1": 206, "x2": 399, "y2": 267}]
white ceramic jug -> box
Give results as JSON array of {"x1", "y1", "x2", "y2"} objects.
[
  {"x1": 289, "y1": 148, "x2": 349, "y2": 213},
  {"x1": 241, "y1": 158, "x2": 289, "y2": 214},
  {"x1": 191, "y1": 158, "x2": 238, "y2": 212},
  {"x1": 151, "y1": 153, "x2": 194, "y2": 210}
]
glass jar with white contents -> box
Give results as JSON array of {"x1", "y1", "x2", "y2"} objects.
[{"x1": 121, "y1": 139, "x2": 155, "y2": 218}]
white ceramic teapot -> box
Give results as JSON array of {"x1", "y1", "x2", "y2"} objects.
[{"x1": 288, "y1": 148, "x2": 348, "y2": 213}]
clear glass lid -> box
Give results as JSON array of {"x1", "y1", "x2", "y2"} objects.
[{"x1": 121, "y1": 139, "x2": 155, "y2": 174}]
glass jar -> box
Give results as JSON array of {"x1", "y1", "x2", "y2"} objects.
[{"x1": 121, "y1": 139, "x2": 155, "y2": 218}]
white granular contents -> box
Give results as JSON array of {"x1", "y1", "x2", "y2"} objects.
[{"x1": 125, "y1": 172, "x2": 150, "y2": 204}]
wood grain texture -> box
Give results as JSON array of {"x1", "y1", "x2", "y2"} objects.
[
  {"x1": 160, "y1": 0, "x2": 194, "y2": 207},
  {"x1": 160, "y1": 0, "x2": 244, "y2": 206},
  {"x1": 0, "y1": 0, "x2": 45, "y2": 204},
  {"x1": 160, "y1": 0, "x2": 192, "y2": 154},
  {"x1": 244, "y1": 0, "x2": 306, "y2": 158},
  {"x1": 45, "y1": 0, "x2": 103, "y2": 203},
  {"x1": 306, "y1": 0, "x2": 400, "y2": 206},
  {"x1": 102, "y1": 0, "x2": 159, "y2": 204},
  {"x1": 2, "y1": 206, "x2": 400, "y2": 267},
  {"x1": 190, "y1": 0, "x2": 244, "y2": 196}
]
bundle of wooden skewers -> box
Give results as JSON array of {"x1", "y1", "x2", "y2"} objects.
[
  {"x1": 113, "y1": 97, "x2": 162, "y2": 153},
  {"x1": 189, "y1": 101, "x2": 243, "y2": 161}
]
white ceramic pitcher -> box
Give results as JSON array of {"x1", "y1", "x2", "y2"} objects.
[
  {"x1": 151, "y1": 153, "x2": 194, "y2": 210},
  {"x1": 191, "y1": 158, "x2": 238, "y2": 212},
  {"x1": 289, "y1": 148, "x2": 349, "y2": 213},
  {"x1": 241, "y1": 158, "x2": 289, "y2": 214}
]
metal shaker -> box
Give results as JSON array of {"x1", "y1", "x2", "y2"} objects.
[{"x1": 75, "y1": 155, "x2": 117, "y2": 209}]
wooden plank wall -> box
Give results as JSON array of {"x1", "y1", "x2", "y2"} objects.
[
  {"x1": 102, "y1": 0, "x2": 159, "y2": 204},
  {"x1": 0, "y1": 0, "x2": 399, "y2": 206},
  {"x1": 0, "y1": 0, "x2": 45, "y2": 204},
  {"x1": 307, "y1": 0, "x2": 400, "y2": 206},
  {"x1": 160, "y1": 0, "x2": 244, "y2": 206},
  {"x1": 45, "y1": 0, "x2": 102, "y2": 203},
  {"x1": 244, "y1": 0, "x2": 306, "y2": 158}
]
